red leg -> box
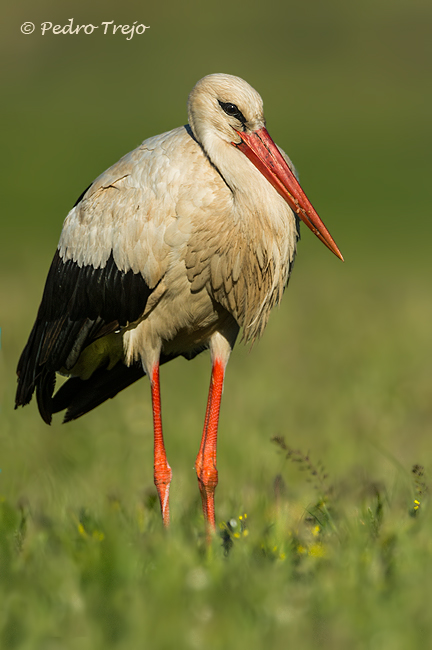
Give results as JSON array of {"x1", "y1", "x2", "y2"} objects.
[
  {"x1": 151, "y1": 364, "x2": 172, "y2": 527},
  {"x1": 195, "y1": 357, "x2": 226, "y2": 534}
]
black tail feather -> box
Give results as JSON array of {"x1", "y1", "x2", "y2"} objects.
[
  {"x1": 36, "y1": 369, "x2": 56, "y2": 424},
  {"x1": 52, "y1": 361, "x2": 146, "y2": 423}
]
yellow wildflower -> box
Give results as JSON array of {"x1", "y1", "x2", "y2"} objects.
[
  {"x1": 77, "y1": 523, "x2": 87, "y2": 538},
  {"x1": 297, "y1": 545, "x2": 306, "y2": 555},
  {"x1": 309, "y1": 543, "x2": 325, "y2": 558},
  {"x1": 92, "y1": 530, "x2": 105, "y2": 542}
]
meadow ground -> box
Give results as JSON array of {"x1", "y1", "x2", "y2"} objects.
[
  {"x1": 2, "y1": 250, "x2": 432, "y2": 650},
  {"x1": 2, "y1": 1, "x2": 432, "y2": 647}
]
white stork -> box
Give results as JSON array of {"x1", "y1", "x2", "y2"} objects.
[{"x1": 16, "y1": 74, "x2": 343, "y2": 533}]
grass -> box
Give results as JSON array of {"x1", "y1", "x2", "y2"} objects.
[{"x1": 0, "y1": 428, "x2": 431, "y2": 650}]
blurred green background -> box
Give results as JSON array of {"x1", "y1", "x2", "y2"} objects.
[{"x1": 1, "y1": 0, "x2": 432, "y2": 648}]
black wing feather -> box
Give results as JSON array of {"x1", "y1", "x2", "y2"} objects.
[{"x1": 16, "y1": 249, "x2": 154, "y2": 423}]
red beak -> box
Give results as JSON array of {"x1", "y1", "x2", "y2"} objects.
[{"x1": 233, "y1": 127, "x2": 343, "y2": 261}]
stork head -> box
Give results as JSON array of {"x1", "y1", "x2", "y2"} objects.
[
  {"x1": 188, "y1": 73, "x2": 343, "y2": 261},
  {"x1": 188, "y1": 73, "x2": 265, "y2": 145}
]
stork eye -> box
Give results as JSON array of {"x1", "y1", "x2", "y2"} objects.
[{"x1": 218, "y1": 101, "x2": 246, "y2": 124}]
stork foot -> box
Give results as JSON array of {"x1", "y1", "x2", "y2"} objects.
[
  {"x1": 196, "y1": 464, "x2": 218, "y2": 535},
  {"x1": 155, "y1": 464, "x2": 172, "y2": 528}
]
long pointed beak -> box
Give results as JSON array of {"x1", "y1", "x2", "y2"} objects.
[{"x1": 233, "y1": 127, "x2": 343, "y2": 261}]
